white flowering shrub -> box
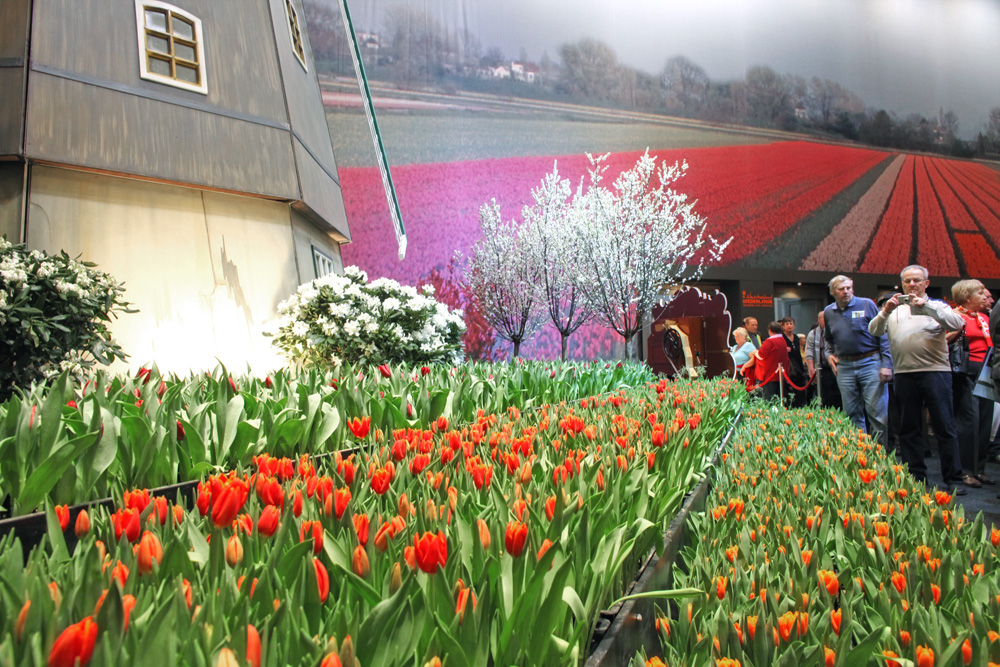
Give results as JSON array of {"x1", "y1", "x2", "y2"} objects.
[
  {"x1": 272, "y1": 266, "x2": 466, "y2": 369},
  {"x1": 0, "y1": 238, "x2": 132, "y2": 398}
]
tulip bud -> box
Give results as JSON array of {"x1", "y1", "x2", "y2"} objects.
[
  {"x1": 389, "y1": 562, "x2": 403, "y2": 594},
  {"x1": 351, "y1": 545, "x2": 370, "y2": 579},
  {"x1": 339, "y1": 635, "x2": 356, "y2": 667},
  {"x1": 216, "y1": 648, "x2": 240, "y2": 667},
  {"x1": 136, "y1": 531, "x2": 163, "y2": 575},
  {"x1": 225, "y1": 535, "x2": 243, "y2": 568},
  {"x1": 425, "y1": 499, "x2": 438, "y2": 521},
  {"x1": 320, "y1": 653, "x2": 344, "y2": 667},
  {"x1": 15, "y1": 600, "x2": 30, "y2": 642},
  {"x1": 247, "y1": 624, "x2": 261, "y2": 667},
  {"x1": 477, "y1": 519, "x2": 491, "y2": 550},
  {"x1": 74, "y1": 509, "x2": 90, "y2": 538},
  {"x1": 55, "y1": 505, "x2": 70, "y2": 532}
]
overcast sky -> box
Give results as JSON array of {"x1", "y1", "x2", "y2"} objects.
[{"x1": 348, "y1": 0, "x2": 1000, "y2": 138}]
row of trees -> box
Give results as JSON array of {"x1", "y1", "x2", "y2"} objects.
[
  {"x1": 464, "y1": 153, "x2": 730, "y2": 360},
  {"x1": 302, "y1": 2, "x2": 994, "y2": 158}
]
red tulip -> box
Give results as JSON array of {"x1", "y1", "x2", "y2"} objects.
[
  {"x1": 370, "y1": 467, "x2": 391, "y2": 495},
  {"x1": 413, "y1": 531, "x2": 448, "y2": 573},
  {"x1": 257, "y1": 505, "x2": 280, "y2": 538},
  {"x1": 112, "y1": 508, "x2": 142, "y2": 543},
  {"x1": 378, "y1": 364, "x2": 392, "y2": 378},
  {"x1": 48, "y1": 616, "x2": 97, "y2": 667},
  {"x1": 334, "y1": 487, "x2": 350, "y2": 520},
  {"x1": 54, "y1": 505, "x2": 70, "y2": 532},
  {"x1": 347, "y1": 416, "x2": 371, "y2": 439},
  {"x1": 122, "y1": 595, "x2": 136, "y2": 632},
  {"x1": 300, "y1": 520, "x2": 324, "y2": 555},
  {"x1": 353, "y1": 514, "x2": 370, "y2": 547},
  {"x1": 504, "y1": 520, "x2": 528, "y2": 557},
  {"x1": 320, "y1": 653, "x2": 343, "y2": 667},
  {"x1": 123, "y1": 489, "x2": 150, "y2": 513},
  {"x1": 211, "y1": 478, "x2": 249, "y2": 528},
  {"x1": 313, "y1": 558, "x2": 329, "y2": 602},
  {"x1": 176, "y1": 420, "x2": 185, "y2": 441}
]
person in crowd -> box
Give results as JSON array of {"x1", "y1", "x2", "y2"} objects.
[
  {"x1": 742, "y1": 321, "x2": 790, "y2": 402},
  {"x1": 950, "y1": 279, "x2": 995, "y2": 485},
  {"x1": 805, "y1": 311, "x2": 842, "y2": 410},
  {"x1": 729, "y1": 327, "x2": 756, "y2": 371},
  {"x1": 780, "y1": 316, "x2": 807, "y2": 407},
  {"x1": 743, "y1": 317, "x2": 763, "y2": 348},
  {"x1": 877, "y1": 294, "x2": 902, "y2": 453},
  {"x1": 824, "y1": 275, "x2": 892, "y2": 446},
  {"x1": 869, "y1": 265, "x2": 973, "y2": 492}
]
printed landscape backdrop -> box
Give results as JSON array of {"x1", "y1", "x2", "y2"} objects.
[{"x1": 302, "y1": 0, "x2": 1000, "y2": 359}]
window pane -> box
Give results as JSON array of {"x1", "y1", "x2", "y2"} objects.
[
  {"x1": 176, "y1": 64, "x2": 199, "y2": 84},
  {"x1": 172, "y1": 16, "x2": 194, "y2": 41},
  {"x1": 147, "y1": 34, "x2": 170, "y2": 55},
  {"x1": 175, "y1": 42, "x2": 196, "y2": 62},
  {"x1": 148, "y1": 56, "x2": 172, "y2": 77},
  {"x1": 144, "y1": 9, "x2": 167, "y2": 32}
]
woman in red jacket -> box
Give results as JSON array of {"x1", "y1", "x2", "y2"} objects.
[
  {"x1": 950, "y1": 279, "x2": 995, "y2": 485},
  {"x1": 742, "y1": 321, "x2": 790, "y2": 402}
]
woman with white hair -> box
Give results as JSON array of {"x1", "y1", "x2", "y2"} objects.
[
  {"x1": 950, "y1": 278, "x2": 995, "y2": 485},
  {"x1": 730, "y1": 327, "x2": 755, "y2": 369}
]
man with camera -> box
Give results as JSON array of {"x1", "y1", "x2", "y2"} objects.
[{"x1": 869, "y1": 265, "x2": 974, "y2": 492}]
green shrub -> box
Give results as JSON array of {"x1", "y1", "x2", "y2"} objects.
[
  {"x1": 271, "y1": 266, "x2": 465, "y2": 370},
  {"x1": 0, "y1": 238, "x2": 132, "y2": 399}
]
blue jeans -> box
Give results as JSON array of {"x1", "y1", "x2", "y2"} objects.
[
  {"x1": 894, "y1": 371, "x2": 961, "y2": 483},
  {"x1": 835, "y1": 355, "x2": 888, "y2": 445}
]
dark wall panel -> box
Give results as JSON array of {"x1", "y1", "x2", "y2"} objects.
[
  {"x1": 0, "y1": 0, "x2": 30, "y2": 156},
  {"x1": 292, "y1": 137, "x2": 349, "y2": 241},
  {"x1": 268, "y1": 0, "x2": 339, "y2": 173},
  {"x1": 30, "y1": 0, "x2": 287, "y2": 121},
  {"x1": 25, "y1": 74, "x2": 298, "y2": 198}
]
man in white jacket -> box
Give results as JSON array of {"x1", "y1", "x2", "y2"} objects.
[{"x1": 869, "y1": 265, "x2": 974, "y2": 493}]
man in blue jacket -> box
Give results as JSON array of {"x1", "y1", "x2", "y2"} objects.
[{"x1": 824, "y1": 275, "x2": 892, "y2": 446}]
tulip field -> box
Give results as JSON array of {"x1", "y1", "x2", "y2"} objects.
[
  {"x1": 638, "y1": 406, "x2": 1000, "y2": 667},
  {"x1": 340, "y1": 140, "x2": 1000, "y2": 358},
  {"x1": 0, "y1": 364, "x2": 745, "y2": 666}
]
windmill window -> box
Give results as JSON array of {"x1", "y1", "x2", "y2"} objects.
[{"x1": 135, "y1": 1, "x2": 207, "y2": 94}]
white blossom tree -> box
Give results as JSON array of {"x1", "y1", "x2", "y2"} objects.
[
  {"x1": 575, "y1": 151, "x2": 730, "y2": 358},
  {"x1": 520, "y1": 164, "x2": 594, "y2": 361},
  {"x1": 465, "y1": 200, "x2": 545, "y2": 358}
]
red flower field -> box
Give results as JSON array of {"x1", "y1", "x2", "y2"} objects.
[{"x1": 340, "y1": 141, "x2": 1000, "y2": 357}]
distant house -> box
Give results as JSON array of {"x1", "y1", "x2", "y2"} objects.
[
  {"x1": 492, "y1": 65, "x2": 511, "y2": 79},
  {"x1": 794, "y1": 106, "x2": 808, "y2": 120},
  {"x1": 511, "y1": 61, "x2": 539, "y2": 84}
]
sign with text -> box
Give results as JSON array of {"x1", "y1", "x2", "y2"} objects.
[{"x1": 742, "y1": 290, "x2": 774, "y2": 308}]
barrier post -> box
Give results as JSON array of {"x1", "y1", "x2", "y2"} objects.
[{"x1": 778, "y1": 364, "x2": 785, "y2": 403}]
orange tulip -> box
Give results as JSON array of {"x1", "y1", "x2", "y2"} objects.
[
  {"x1": 916, "y1": 645, "x2": 934, "y2": 667},
  {"x1": 715, "y1": 575, "x2": 727, "y2": 600},
  {"x1": 883, "y1": 650, "x2": 901, "y2": 667},
  {"x1": 891, "y1": 571, "x2": 906, "y2": 593},
  {"x1": 122, "y1": 595, "x2": 136, "y2": 632},
  {"x1": 536, "y1": 539, "x2": 553, "y2": 561},
  {"x1": 211, "y1": 478, "x2": 249, "y2": 528},
  {"x1": 900, "y1": 630, "x2": 911, "y2": 648},
  {"x1": 477, "y1": 518, "x2": 491, "y2": 550},
  {"x1": 257, "y1": 505, "x2": 280, "y2": 538},
  {"x1": 353, "y1": 513, "x2": 370, "y2": 547},
  {"x1": 247, "y1": 624, "x2": 261, "y2": 667},
  {"x1": 15, "y1": 600, "x2": 30, "y2": 642},
  {"x1": 225, "y1": 535, "x2": 243, "y2": 568},
  {"x1": 352, "y1": 545, "x2": 370, "y2": 578},
  {"x1": 818, "y1": 570, "x2": 839, "y2": 596},
  {"x1": 830, "y1": 609, "x2": 842, "y2": 636},
  {"x1": 824, "y1": 647, "x2": 835, "y2": 667},
  {"x1": 74, "y1": 510, "x2": 90, "y2": 539},
  {"x1": 334, "y1": 487, "x2": 351, "y2": 520},
  {"x1": 320, "y1": 653, "x2": 343, "y2": 667},
  {"x1": 48, "y1": 616, "x2": 98, "y2": 667},
  {"x1": 136, "y1": 531, "x2": 163, "y2": 575}
]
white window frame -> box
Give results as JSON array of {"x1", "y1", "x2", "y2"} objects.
[
  {"x1": 135, "y1": 0, "x2": 208, "y2": 95},
  {"x1": 284, "y1": 0, "x2": 309, "y2": 72},
  {"x1": 312, "y1": 245, "x2": 336, "y2": 279}
]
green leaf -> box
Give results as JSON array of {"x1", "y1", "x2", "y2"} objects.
[{"x1": 17, "y1": 430, "x2": 100, "y2": 513}]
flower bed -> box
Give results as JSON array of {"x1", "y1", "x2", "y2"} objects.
[
  {"x1": 0, "y1": 377, "x2": 742, "y2": 666},
  {"x1": 0, "y1": 361, "x2": 654, "y2": 518},
  {"x1": 639, "y1": 405, "x2": 1000, "y2": 667}
]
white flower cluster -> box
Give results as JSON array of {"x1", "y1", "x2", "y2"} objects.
[
  {"x1": 1, "y1": 238, "x2": 131, "y2": 392},
  {"x1": 272, "y1": 265, "x2": 465, "y2": 370}
]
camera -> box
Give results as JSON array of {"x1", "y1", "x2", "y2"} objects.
[{"x1": 897, "y1": 294, "x2": 910, "y2": 305}]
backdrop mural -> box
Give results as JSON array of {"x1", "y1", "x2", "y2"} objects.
[{"x1": 302, "y1": 0, "x2": 1000, "y2": 360}]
